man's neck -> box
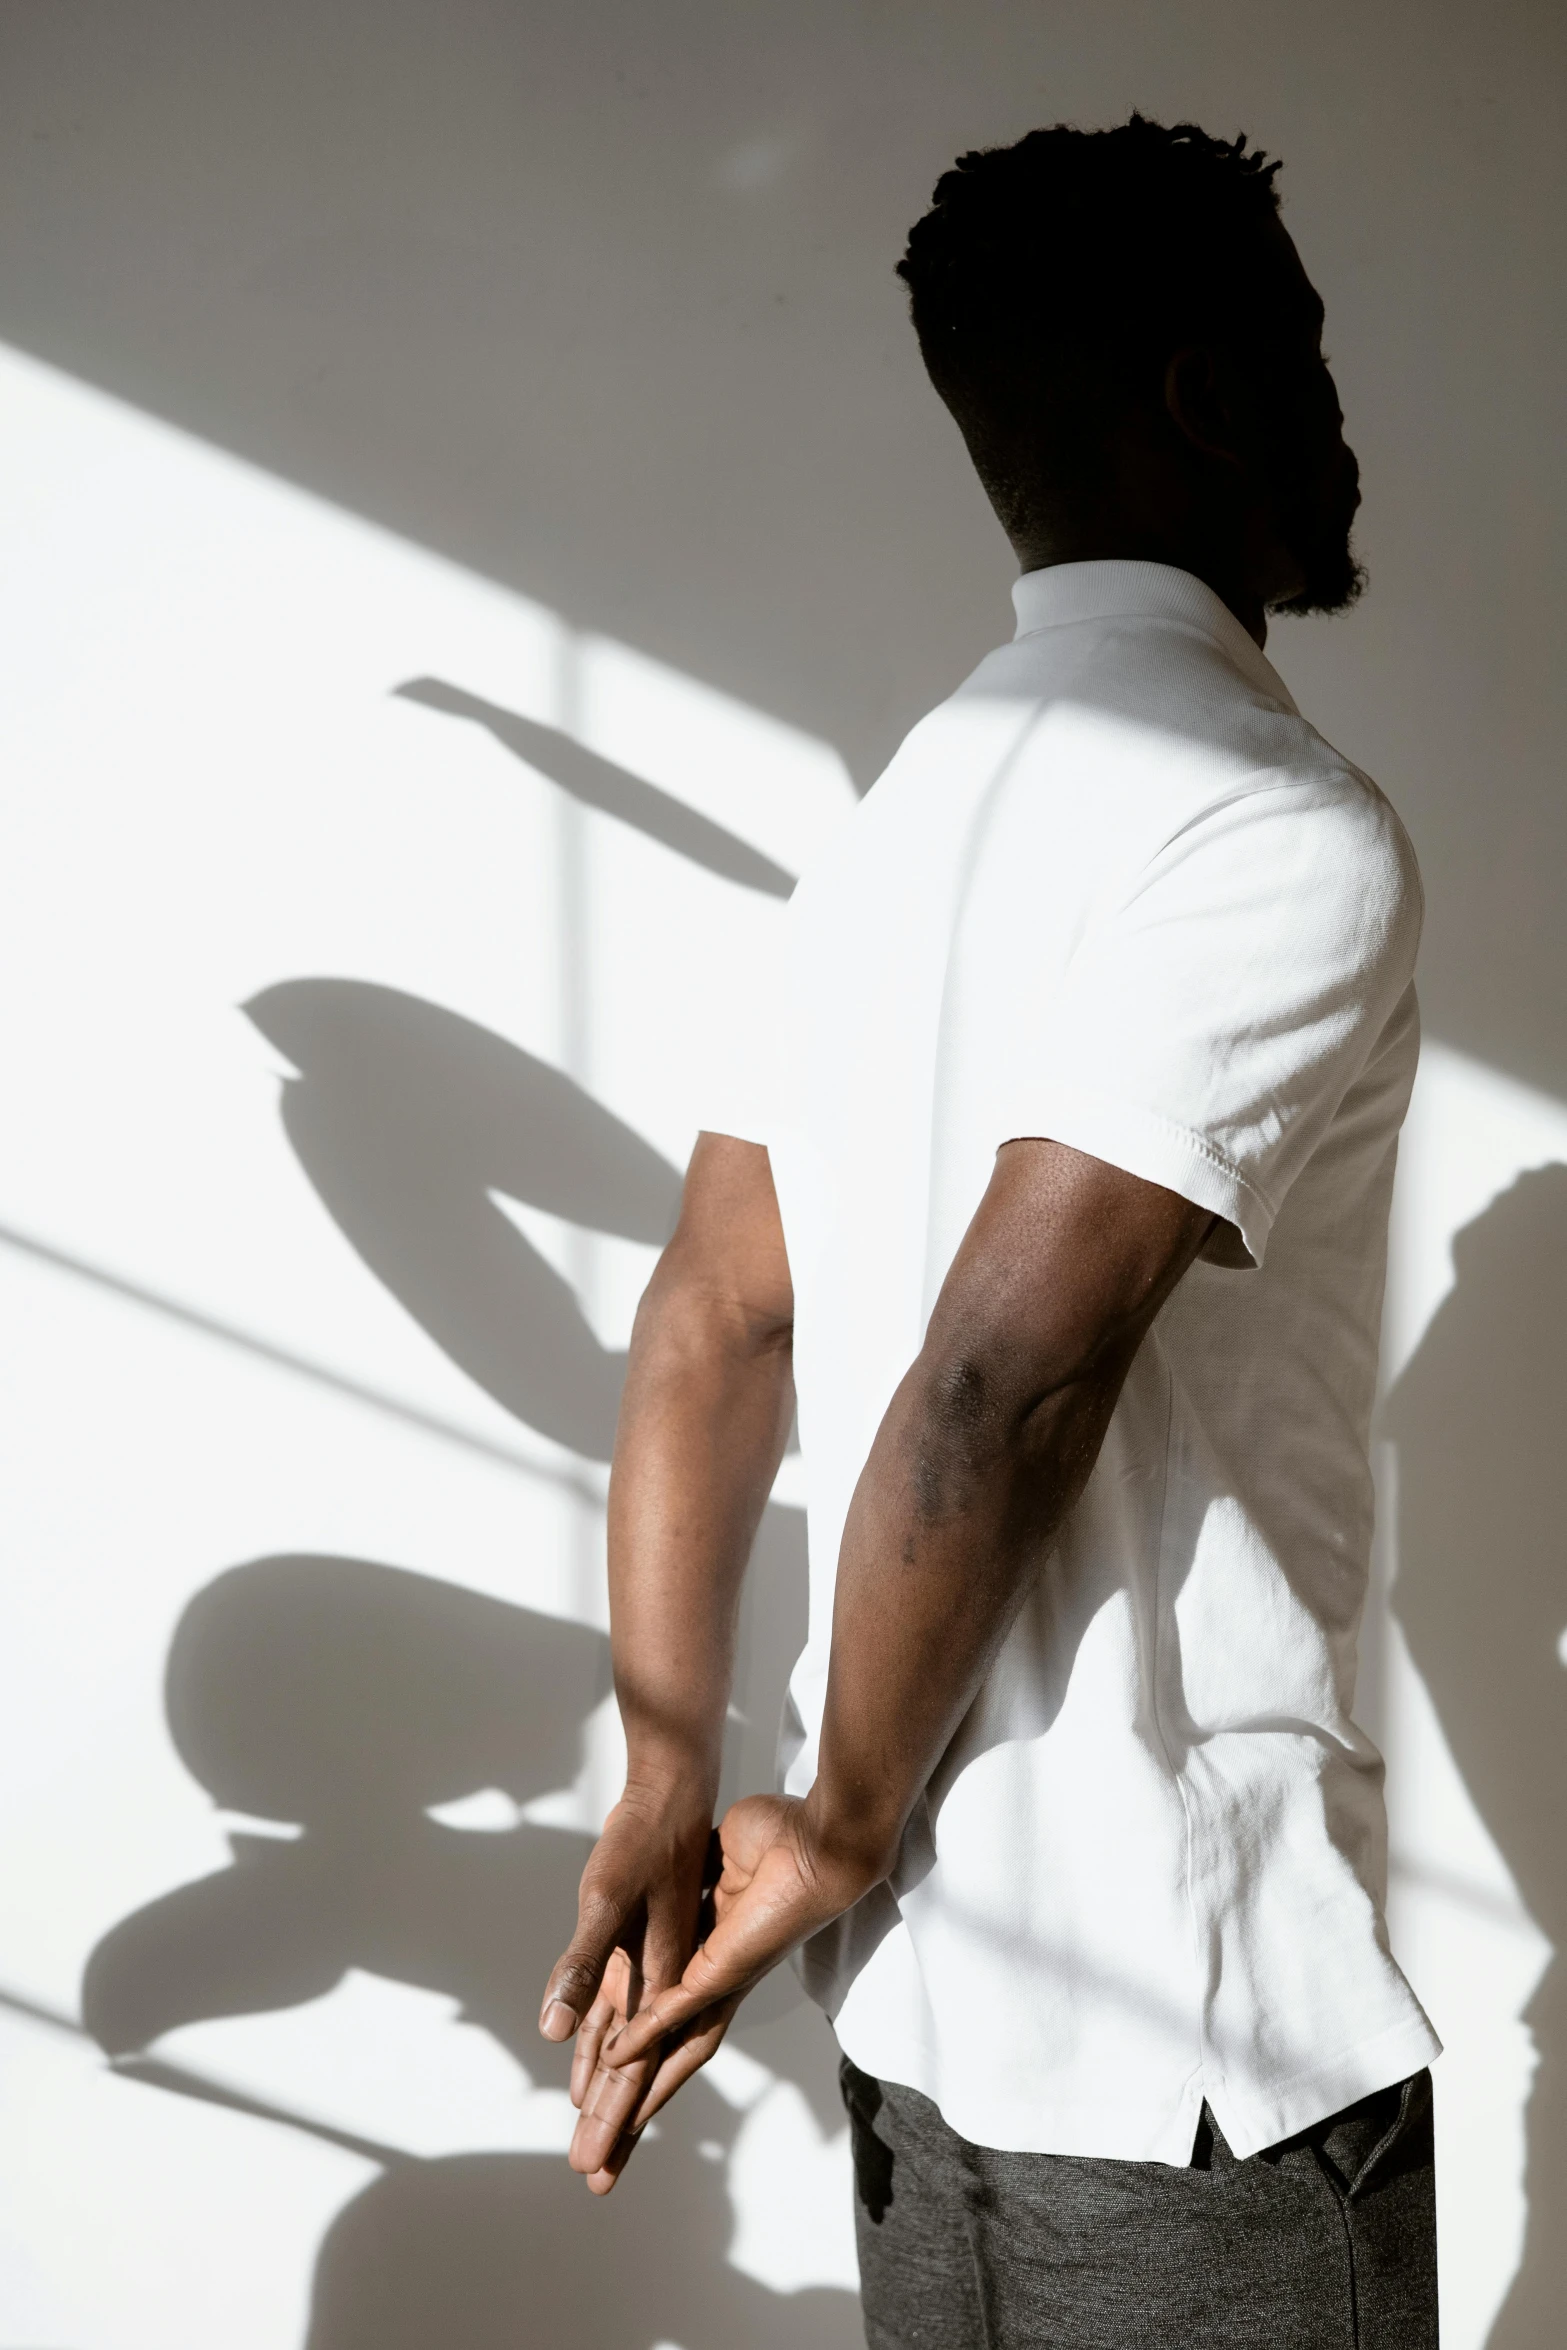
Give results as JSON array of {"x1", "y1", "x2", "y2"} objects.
[{"x1": 1008, "y1": 532, "x2": 1269, "y2": 650}]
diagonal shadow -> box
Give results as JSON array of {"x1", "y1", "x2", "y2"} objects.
[
  {"x1": 0, "y1": 1217, "x2": 588, "y2": 1486},
  {"x1": 0, "y1": 1979, "x2": 407, "y2": 2167},
  {"x1": 395, "y1": 677, "x2": 797, "y2": 899}
]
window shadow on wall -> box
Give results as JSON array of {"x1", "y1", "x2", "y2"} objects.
[{"x1": 1384, "y1": 1164, "x2": 1567, "y2": 2346}]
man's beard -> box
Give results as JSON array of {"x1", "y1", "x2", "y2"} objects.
[{"x1": 1267, "y1": 449, "x2": 1366, "y2": 617}]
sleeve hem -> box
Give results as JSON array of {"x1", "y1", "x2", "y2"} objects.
[{"x1": 995, "y1": 1088, "x2": 1275, "y2": 1269}]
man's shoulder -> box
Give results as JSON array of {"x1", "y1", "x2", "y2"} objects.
[
  {"x1": 1087, "y1": 633, "x2": 1423, "y2": 923},
  {"x1": 859, "y1": 620, "x2": 1421, "y2": 933},
  {"x1": 1234, "y1": 732, "x2": 1423, "y2": 923},
  {"x1": 1155, "y1": 744, "x2": 1425, "y2": 999}
]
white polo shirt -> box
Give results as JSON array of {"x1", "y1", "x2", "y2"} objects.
[{"x1": 712, "y1": 558, "x2": 1439, "y2": 2164}]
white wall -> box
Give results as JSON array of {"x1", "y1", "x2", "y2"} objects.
[
  {"x1": 0, "y1": 8, "x2": 1562, "y2": 2344},
  {"x1": 0, "y1": 346, "x2": 860, "y2": 2349}
]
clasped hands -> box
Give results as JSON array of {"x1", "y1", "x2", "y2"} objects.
[{"x1": 538, "y1": 1781, "x2": 879, "y2": 2192}]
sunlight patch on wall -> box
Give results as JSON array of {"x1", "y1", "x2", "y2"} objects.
[{"x1": 0, "y1": 336, "x2": 857, "y2": 2350}]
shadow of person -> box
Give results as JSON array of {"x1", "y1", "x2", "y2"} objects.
[
  {"x1": 1384, "y1": 1164, "x2": 1567, "y2": 2347},
  {"x1": 245, "y1": 979, "x2": 684, "y2": 1459}
]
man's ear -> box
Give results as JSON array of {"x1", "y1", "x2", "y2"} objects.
[{"x1": 1163, "y1": 347, "x2": 1247, "y2": 470}]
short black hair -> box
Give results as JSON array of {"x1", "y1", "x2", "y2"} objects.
[{"x1": 898, "y1": 115, "x2": 1290, "y2": 538}]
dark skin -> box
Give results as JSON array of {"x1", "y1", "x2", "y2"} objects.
[
  {"x1": 540, "y1": 216, "x2": 1360, "y2": 2189},
  {"x1": 1009, "y1": 216, "x2": 1361, "y2": 644}
]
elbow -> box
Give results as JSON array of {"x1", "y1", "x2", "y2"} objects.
[
  {"x1": 922, "y1": 1350, "x2": 1004, "y2": 1452},
  {"x1": 636, "y1": 1243, "x2": 793, "y2": 1368},
  {"x1": 907, "y1": 1346, "x2": 1022, "y2": 1520},
  {"x1": 909, "y1": 1332, "x2": 1102, "y2": 1521}
]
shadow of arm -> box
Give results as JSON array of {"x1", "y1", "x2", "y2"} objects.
[{"x1": 395, "y1": 678, "x2": 796, "y2": 899}]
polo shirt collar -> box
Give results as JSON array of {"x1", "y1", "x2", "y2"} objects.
[{"x1": 1011, "y1": 559, "x2": 1299, "y2": 714}]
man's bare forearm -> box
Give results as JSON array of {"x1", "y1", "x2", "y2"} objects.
[
  {"x1": 801, "y1": 1349, "x2": 1127, "y2": 1884},
  {"x1": 608, "y1": 1219, "x2": 795, "y2": 1804},
  {"x1": 803, "y1": 1143, "x2": 1213, "y2": 1885}
]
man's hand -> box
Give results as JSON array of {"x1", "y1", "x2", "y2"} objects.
[
  {"x1": 563, "y1": 1792, "x2": 877, "y2": 2185},
  {"x1": 538, "y1": 1780, "x2": 714, "y2": 2193}
]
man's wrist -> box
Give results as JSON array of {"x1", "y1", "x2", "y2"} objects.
[
  {"x1": 798, "y1": 1785, "x2": 903, "y2": 1902},
  {"x1": 618, "y1": 1743, "x2": 720, "y2": 1822}
]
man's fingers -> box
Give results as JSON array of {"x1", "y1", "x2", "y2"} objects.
[
  {"x1": 571, "y1": 2032, "x2": 661, "y2": 2186},
  {"x1": 568, "y1": 2027, "x2": 658, "y2": 2179},
  {"x1": 570, "y1": 1995, "x2": 740, "y2": 2192},
  {"x1": 605, "y1": 1945, "x2": 749, "y2": 2071},
  {"x1": 605, "y1": 1988, "x2": 702, "y2": 2070},
  {"x1": 627, "y1": 1996, "x2": 743, "y2": 2131},
  {"x1": 571, "y1": 1951, "x2": 638, "y2": 2107},
  {"x1": 570, "y1": 1985, "x2": 621, "y2": 2108},
  {"x1": 540, "y1": 1886, "x2": 632, "y2": 2040},
  {"x1": 584, "y1": 2126, "x2": 643, "y2": 2196}
]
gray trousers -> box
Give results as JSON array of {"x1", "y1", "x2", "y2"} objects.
[{"x1": 839, "y1": 2056, "x2": 1438, "y2": 2349}]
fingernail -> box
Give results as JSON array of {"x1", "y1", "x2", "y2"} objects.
[{"x1": 540, "y1": 1999, "x2": 578, "y2": 2042}]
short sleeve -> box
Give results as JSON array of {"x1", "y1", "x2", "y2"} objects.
[{"x1": 991, "y1": 775, "x2": 1422, "y2": 1268}]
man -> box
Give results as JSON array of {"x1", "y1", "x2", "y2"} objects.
[{"x1": 541, "y1": 115, "x2": 1440, "y2": 2346}]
